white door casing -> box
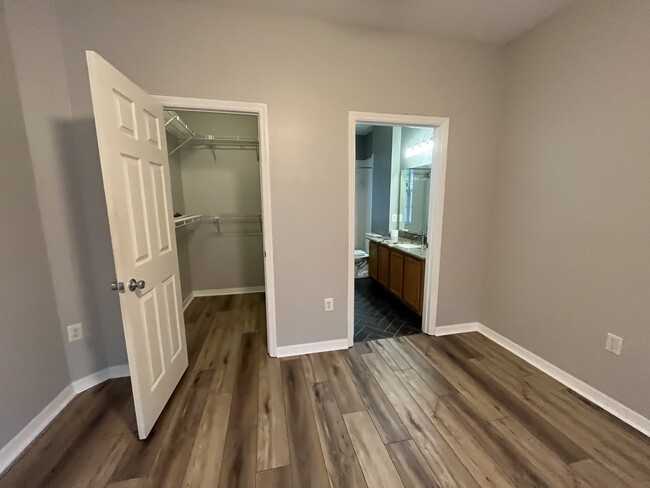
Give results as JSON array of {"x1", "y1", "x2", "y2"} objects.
[
  {"x1": 347, "y1": 112, "x2": 450, "y2": 344},
  {"x1": 87, "y1": 51, "x2": 188, "y2": 439}
]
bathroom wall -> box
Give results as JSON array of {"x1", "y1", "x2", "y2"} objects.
[
  {"x1": 355, "y1": 157, "x2": 373, "y2": 251},
  {"x1": 389, "y1": 127, "x2": 402, "y2": 231},
  {"x1": 355, "y1": 133, "x2": 372, "y2": 160},
  {"x1": 174, "y1": 111, "x2": 265, "y2": 293},
  {"x1": 370, "y1": 126, "x2": 393, "y2": 236}
]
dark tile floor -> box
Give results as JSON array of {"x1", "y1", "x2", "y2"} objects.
[{"x1": 354, "y1": 277, "x2": 422, "y2": 342}]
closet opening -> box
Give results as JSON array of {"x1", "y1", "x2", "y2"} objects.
[{"x1": 159, "y1": 98, "x2": 277, "y2": 357}]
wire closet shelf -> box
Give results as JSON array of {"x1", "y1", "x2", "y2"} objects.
[
  {"x1": 174, "y1": 213, "x2": 263, "y2": 237},
  {"x1": 164, "y1": 110, "x2": 259, "y2": 159}
]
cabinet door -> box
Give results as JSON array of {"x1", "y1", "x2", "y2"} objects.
[
  {"x1": 403, "y1": 256, "x2": 424, "y2": 314},
  {"x1": 368, "y1": 241, "x2": 378, "y2": 280},
  {"x1": 378, "y1": 245, "x2": 390, "y2": 288},
  {"x1": 389, "y1": 250, "x2": 404, "y2": 298}
]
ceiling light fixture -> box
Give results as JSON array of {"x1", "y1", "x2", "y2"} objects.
[{"x1": 405, "y1": 133, "x2": 434, "y2": 158}]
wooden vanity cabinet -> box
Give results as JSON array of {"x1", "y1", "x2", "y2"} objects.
[
  {"x1": 388, "y1": 250, "x2": 404, "y2": 298},
  {"x1": 377, "y1": 245, "x2": 390, "y2": 287},
  {"x1": 367, "y1": 240, "x2": 425, "y2": 315},
  {"x1": 368, "y1": 241, "x2": 378, "y2": 280},
  {"x1": 403, "y1": 255, "x2": 424, "y2": 314}
]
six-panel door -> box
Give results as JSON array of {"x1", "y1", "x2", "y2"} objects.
[{"x1": 87, "y1": 51, "x2": 188, "y2": 439}]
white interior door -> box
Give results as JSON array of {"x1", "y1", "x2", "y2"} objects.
[{"x1": 87, "y1": 51, "x2": 188, "y2": 439}]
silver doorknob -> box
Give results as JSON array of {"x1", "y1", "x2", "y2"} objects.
[{"x1": 128, "y1": 279, "x2": 146, "y2": 292}]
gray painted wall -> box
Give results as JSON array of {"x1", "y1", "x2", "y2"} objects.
[
  {"x1": 0, "y1": 5, "x2": 70, "y2": 449},
  {"x1": 484, "y1": 0, "x2": 650, "y2": 417},
  {"x1": 4, "y1": 0, "x2": 649, "y2": 448},
  {"x1": 370, "y1": 126, "x2": 394, "y2": 236},
  {"x1": 10, "y1": 0, "x2": 501, "y2": 351},
  {"x1": 5, "y1": 0, "x2": 127, "y2": 381}
]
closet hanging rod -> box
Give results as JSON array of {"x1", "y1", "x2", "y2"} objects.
[
  {"x1": 164, "y1": 110, "x2": 259, "y2": 156},
  {"x1": 174, "y1": 213, "x2": 262, "y2": 229}
]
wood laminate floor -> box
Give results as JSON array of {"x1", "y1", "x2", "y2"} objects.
[{"x1": 2, "y1": 294, "x2": 649, "y2": 487}]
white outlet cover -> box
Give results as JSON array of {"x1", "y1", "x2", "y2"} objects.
[
  {"x1": 605, "y1": 333, "x2": 623, "y2": 355},
  {"x1": 324, "y1": 298, "x2": 334, "y2": 312},
  {"x1": 391, "y1": 214, "x2": 397, "y2": 222},
  {"x1": 68, "y1": 323, "x2": 83, "y2": 342}
]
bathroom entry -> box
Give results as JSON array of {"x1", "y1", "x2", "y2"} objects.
[{"x1": 349, "y1": 113, "x2": 450, "y2": 345}]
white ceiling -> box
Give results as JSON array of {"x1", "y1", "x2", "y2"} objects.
[{"x1": 200, "y1": 0, "x2": 570, "y2": 44}]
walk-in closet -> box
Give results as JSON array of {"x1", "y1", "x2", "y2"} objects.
[{"x1": 164, "y1": 110, "x2": 265, "y2": 306}]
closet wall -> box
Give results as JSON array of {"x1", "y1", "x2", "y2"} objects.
[
  {"x1": 168, "y1": 135, "x2": 193, "y2": 301},
  {"x1": 169, "y1": 111, "x2": 265, "y2": 300}
]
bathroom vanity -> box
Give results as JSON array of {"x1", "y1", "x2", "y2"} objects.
[{"x1": 367, "y1": 238, "x2": 426, "y2": 315}]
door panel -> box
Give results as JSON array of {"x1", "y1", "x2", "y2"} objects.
[
  {"x1": 87, "y1": 51, "x2": 188, "y2": 439},
  {"x1": 368, "y1": 241, "x2": 378, "y2": 280},
  {"x1": 389, "y1": 250, "x2": 404, "y2": 298},
  {"x1": 378, "y1": 245, "x2": 390, "y2": 288},
  {"x1": 403, "y1": 256, "x2": 423, "y2": 315}
]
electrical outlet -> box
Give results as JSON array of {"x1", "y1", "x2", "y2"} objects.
[
  {"x1": 392, "y1": 214, "x2": 398, "y2": 222},
  {"x1": 324, "y1": 298, "x2": 334, "y2": 312},
  {"x1": 605, "y1": 333, "x2": 623, "y2": 355},
  {"x1": 68, "y1": 323, "x2": 83, "y2": 342}
]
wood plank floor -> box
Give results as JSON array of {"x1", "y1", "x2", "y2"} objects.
[{"x1": 2, "y1": 294, "x2": 649, "y2": 487}]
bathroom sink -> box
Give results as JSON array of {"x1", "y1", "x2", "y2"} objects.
[{"x1": 395, "y1": 243, "x2": 422, "y2": 250}]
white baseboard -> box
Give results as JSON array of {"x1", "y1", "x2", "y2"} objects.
[
  {"x1": 434, "y1": 322, "x2": 650, "y2": 438},
  {"x1": 71, "y1": 364, "x2": 130, "y2": 394},
  {"x1": 193, "y1": 286, "x2": 265, "y2": 297},
  {"x1": 182, "y1": 293, "x2": 194, "y2": 311},
  {"x1": 182, "y1": 287, "x2": 265, "y2": 312},
  {"x1": 0, "y1": 385, "x2": 75, "y2": 475},
  {"x1": 0, "y1": 364, "x2": 130, "y2": 475},
  {"x1": 276, "y1": 338, "x2": 349, "y2": 358},
  {"x1": 434, "y1": 322, "x2": 481, "y2": 336}
]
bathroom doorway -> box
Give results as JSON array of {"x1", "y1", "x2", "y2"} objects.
[{"x1": 347, "y1": 112, "x2": 449, "y2": 345}]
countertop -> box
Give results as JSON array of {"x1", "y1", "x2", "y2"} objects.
[{"x1": 366, "y1": 235, "x2": 427, "y2": 260}]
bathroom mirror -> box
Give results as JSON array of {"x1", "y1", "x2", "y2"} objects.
[{"x1": 399, "y1": 166, "x2": 431, "y2": 235}]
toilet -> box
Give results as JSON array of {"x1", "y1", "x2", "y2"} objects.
[{"x1": 354, "y1": 249, "x2": 369, "y2": 278}]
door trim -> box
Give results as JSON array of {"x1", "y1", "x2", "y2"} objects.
[
  {"x1": 154, "y1": 96, "x2": 278, "y2": 357},
  {"x1": 347, "y1": 111, "x2": 450, "y2": 345}
]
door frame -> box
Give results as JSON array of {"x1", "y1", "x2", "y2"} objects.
[
  {"x1": 347, "y1": 111, "x2": 450, "y2": 345},
  {"x1": 155, "y1": 95, "x2": 278, "y2": 357}
]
